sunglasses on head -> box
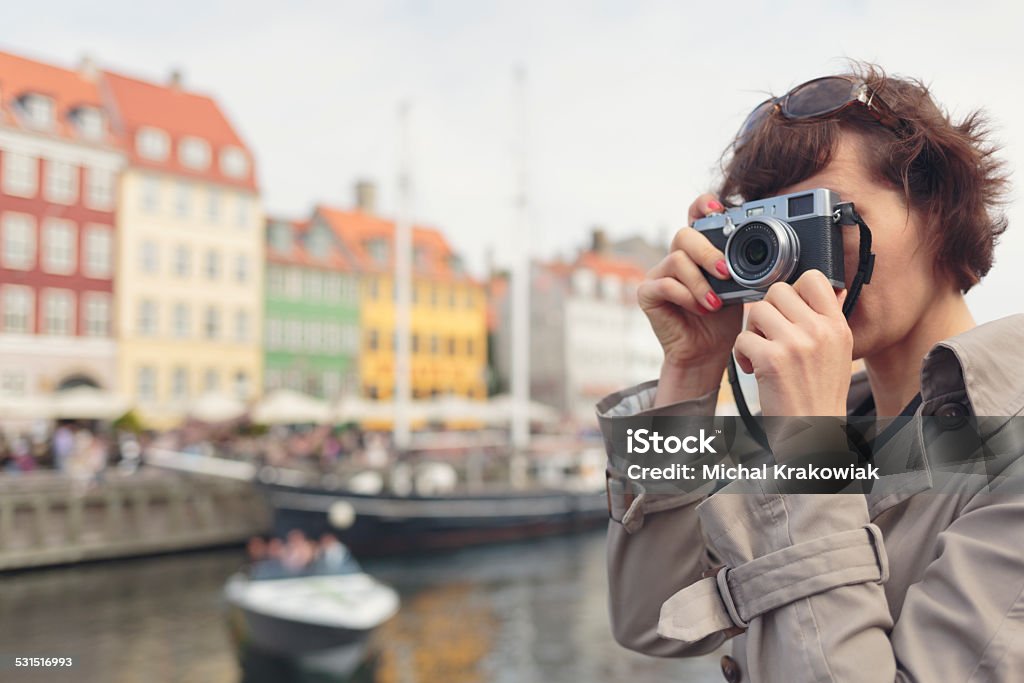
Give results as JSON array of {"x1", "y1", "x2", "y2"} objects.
[{"x1": 736, "y1": 75, "x2": 903, "y2": 146}]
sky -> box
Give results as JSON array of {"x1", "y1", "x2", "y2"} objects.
[{"x1": 3, "y1": 0, "x2": 1022, "y2": 324}]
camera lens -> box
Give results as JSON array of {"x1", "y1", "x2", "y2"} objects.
[
  {"x1": 724, "y1": 218, "x2": 800, "y2": 290},
  {"x1": 743, "y1": 238, "x2": 769, "y2": 266}
]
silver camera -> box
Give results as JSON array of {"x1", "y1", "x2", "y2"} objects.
[{"x1": 692, "y1": 188, "x2": 846, "y2": 303}]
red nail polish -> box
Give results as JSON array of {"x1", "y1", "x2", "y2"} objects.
[
  {"x1": 715, "y1": 259, "x2": 729, "y2": 277},
  {"x1": 705, "y1": 291, "x2": 721, "y2": 310},
  {"x1": 708, "y1": 200, "x2": 724, "y2": 212}
]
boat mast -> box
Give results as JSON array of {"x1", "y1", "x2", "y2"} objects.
[
  {"x1": 394, "y1": 101, "x2": 413, "y2": 453},
  {"x1": 510, "y1": 65, "x2": 531, "y2": 455}
]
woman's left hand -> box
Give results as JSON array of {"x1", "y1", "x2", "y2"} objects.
[{"x1": 734, "y1": 270, "x2": 853, "y2": 417}]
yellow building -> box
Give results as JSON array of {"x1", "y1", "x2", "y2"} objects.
[
  {"x1": 105, "y1": 71, "x2": 263, "y2": 426},
  {"x1": 317, "y1": 204, "x2": 487, "y2": 402}
]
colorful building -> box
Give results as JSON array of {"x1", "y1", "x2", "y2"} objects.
[
  {"x1": 316, "y1": 192, "x2": 487, "y2": 401},
  {"x1": 263, "y1": 215, "x2": 360, "y2": 399},
  {"x1": 104, "y1": 69, "x2": 263, "y2": 426},
  {"x1": 0, "y1": 52, "x2": 124, "y2": 403}
]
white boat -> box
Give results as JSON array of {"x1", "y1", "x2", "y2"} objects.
[{"x1": 224, "y1": 551, "x2": 399, "y2": 674}]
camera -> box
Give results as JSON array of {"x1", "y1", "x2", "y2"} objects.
[{"x1": 692, "y1": 188, "x2": 846, "y2": 303}]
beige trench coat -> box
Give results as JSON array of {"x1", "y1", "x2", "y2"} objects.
[{"x1": 597, "y1": 314, "x2": 1024, "y2": 682}]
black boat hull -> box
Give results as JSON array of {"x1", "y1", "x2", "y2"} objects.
[{"x1": 264, "y1": 485, "x2": 608, "y2": 555}]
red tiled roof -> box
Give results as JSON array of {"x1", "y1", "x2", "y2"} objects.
[
  {"x1": 102, "y1": 70, "x2": 257, "y2": 190},
  {"x1": 575, "y1": 251, "x2": 647, "y2": 281},
  {"x1": 265, "y1": 217, "x2": 351, "y2": 270},
  {"x1": 0, "y1": 50, "x2": 118, "y2": 146},
  {"x1": 315, "y1": 205, "x2": 477, "y2": 284}
]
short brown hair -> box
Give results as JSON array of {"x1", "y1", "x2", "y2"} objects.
[{"x1": 717, "y1": 63, "x2": 1009, "y2": 292}]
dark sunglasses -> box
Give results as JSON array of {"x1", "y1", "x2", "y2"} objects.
[{"x1": 736, "y1": 75, "x2": 903, "y2": 146}]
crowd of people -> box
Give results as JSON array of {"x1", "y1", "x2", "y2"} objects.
[{"x1": 0, "y1": 422, "x2": 142, "y2": 483}]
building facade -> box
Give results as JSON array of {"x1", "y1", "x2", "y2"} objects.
[
  {"x1": 317, "y1": 201, "x2": 487, "y2": 402},
  {"x1": 0, "y1": 52, "x2": 123, "y2": 404},
  {"x1": 263, "y1": 215, "x2": 360, "y2": 399},
  {"x1": 104, "y1": 70, "x2": 263, "y2": 426}
]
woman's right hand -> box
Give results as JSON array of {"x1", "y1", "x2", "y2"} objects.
[{"x1": 639, "y1": 194, "x2": 743, "y2": 402}]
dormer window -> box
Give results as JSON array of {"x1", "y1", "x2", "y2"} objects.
[
  {"x1": 414, "y1": 246, "x2": 430, "y2": 270},
  {"x1": 73, "y1": 107, "x2": 105, "y2": 141},
  {"x1": 220, "y1": 146, "x2": 249, "y2": 178},
  {"x1": 367, "y1": 239, "x2": 389, "y2": 265},
  {"x1": 269, "y1": 221, "x2": 293, "y2": 252},
  {"x1": 137, "y1": 127, "x2": 170, "y2": 161},
  {"x1": 308, "y1": 227, "x2": 330, "y2": 257},
  {"x1": 179, "y1": 137, "x2": 211, "y2": 170},
  {"x1": 601, "y1": 274, "x2": 622, "y2": 301},
  {"x1": 20, "y1": 94, "x2": 55, "y2": 130},
  {"x1": 572, "y1": 268, "x2": 597, "y2": 297}
]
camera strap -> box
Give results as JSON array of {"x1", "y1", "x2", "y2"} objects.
[
  {"x1": 728, "y1": 201, "x2": 876, "y2": 451},
  {"x1": 835, "y1": 201, "x2": 876, "y2": 319}
]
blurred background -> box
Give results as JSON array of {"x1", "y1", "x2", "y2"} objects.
[{"x1": 1, "y1": 1, "x2": 1021, "y2": 682}]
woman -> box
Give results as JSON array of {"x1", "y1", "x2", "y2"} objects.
[{"x1": 598, "y1": 64, "x2": 1023, "y2": 682}]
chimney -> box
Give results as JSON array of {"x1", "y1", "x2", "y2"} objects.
[
  {"x1": 354, "y1": 179, "x2": 377, "y2": 214},
  {"x1": 591, "y1": 226, "x2": 608, "y2": 254},
  {"x1": 169, "y1": 69, "x2": 184, "y2": 89},
  {"x1": 78, "y1": 54, "x2": 98, "y2": 81}
]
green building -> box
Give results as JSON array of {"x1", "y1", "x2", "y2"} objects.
[{"x1": 263, "y1": 213, "x2": 361, "y2": 399}]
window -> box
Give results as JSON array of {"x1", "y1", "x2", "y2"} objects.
[
  {"x1": 307, "y1": 321, "x2": 322, "y2": 351},
  {"x1": 266, "y1": 318, "x2": 283, "y2": 349},
  {"x1": 467, "y1": 338, "x2": 475, "y2": 356},
  {"x1": 465, "y1": 289, "x2": 476, "y2": 309},
  {"x1": 204, "y1": 306, "x2": 220, "y2": 340},
  {"x1": 233, "y1": 371, "x2": 249, "y2": 400},
  {"x1": 342, "y1": 324, "x2": 358, "y2": 352},
  {"x1": 430, "y1": 335, "x2": 439, "y2": 355},
  {"x1": 447, "y1": 337, "x2": 456, "y2": 356},
  {"x1": 2, "y1": 152, "x2": 37, "y2": 197},
  {"x1": 83, "y1": 226, "x2": 113, "y2": 278},
  {"x1": 367, "y1": 239, "x2": 388, "y2": 264},
  {"x1": 308, "y1": 229, "x2": 330, "y2": 257},
  {"x1": 270, "y1": 222, "x2": 292, "y2": 252},
  {"x1": 448, "y1": 287, "x2": 457, "y2": 307},
  {"x1": 285, "y1": 267, "x2": 301, "y2": 298},
  {"x1": 412, "y1": 333, "x2": 420, "y2": 353},
  {"x1": 2, "y1": 286, "x2": 33, "y2": 333},
  {"x1": 207, "y1": 188, "x2": 221, "y2": 223},
  {"x1": 2, "y1": 213, "x2": 36, "y2": 269},
  {"x1": 85, "y1": 167, "x2": 115, "y2": 209},
  {"x1": 44, "y1": 160, "x2": 78, "y2": 204},
  {"x1": 203, "y1": 368, "x2": 219, "y2": 393},
  {"x1": 205, "y1": 250, "x2": 220, "y2": 280},
  {"x1": 140, "y1": 240, "x2": 159, "y2": 274},
  {"x1": 74, "y1": 107, "x2": 105, "y2": 141},
  {"x1": 326, "y1": 323, "x2": 342, "y2": 352},
  {"x1": 137, "y1": 299, "x2": 158, "y2": 336},
  {"x1": 303, "y1": 271, "x2": 322, "y2": 300},
  {"x1": 137, "y1": 127, "x2": 170, "y2": 161},
  {"x1": 137, "y1": 366, "x2": 157, "y2": 401},
  {"x1": 368, "y1": 278, "x2": 380, "y2": 300},
  {"x1": 220, "y1": 147, "x2": 249, "y2": 178},
  {"x1": 324, "y1": 274, "x2": 342, "y2": 302},
  {"x1": 286, "y1": 321, "x2": 302, "y2": 350},
  {"x1": 174, "y1": 181, "x2": 190, "y2": 218},
  {"x1": 171, "y1": 366, "x2": 189, "y2": 401},
  {"x1": 235, "y1": 254, "x2": 248, "y2": 283},
  {"x1": 21, "y1": 95, "x2": 55, "y2": 129},
  {"x1": 0, "y1": 370, "x2": 27, "y2": 397},
  {"x1": 235, "y1": 196, "x2": 250, "y2": 228},
  {"x1": 179, "y1": 137, "x2": 211, "y2": 170},
  {"x1": 141, "y1": 176, "x2": 160, "y2": 212},
  {"x1": 43, "y1": 289, "x2": 74, "y2": 336},
  {"x1": 602, "y1": 275, "x2": 622, "y2": 301},
  {"x1": 173, "y1": 245, "x2": 191, "y2": 277},
  {"x1": 43, "y1": 219, "x2": 76, "y2": 274},
  {"x1": 83, "y1": 293, "x2": 111, "y2": 337},
  {"x1": 268, "y1": 266, "x2": 286, "y2": 296},
  {"x1": 367, "y1": 329, "x2": 379, "y2": 351},
  {"x1": 172, "y1": 303, "x2": 190, "y2": 338},
  {"x1": 234, "y1": 309, "x2": 249, "y2": 343}
]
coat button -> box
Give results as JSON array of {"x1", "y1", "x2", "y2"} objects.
[
  {"x1": 720, "y1": 654, "x2": 742, "y2": 682},
  {"x1": 936, "y1": 402, "x2": 968, "y2": 418}
]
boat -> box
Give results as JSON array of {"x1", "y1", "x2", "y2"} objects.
[{"x1": 224, "y1": 547, "x2": 399, "y2": 676}]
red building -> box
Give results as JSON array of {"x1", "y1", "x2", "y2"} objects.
[{"x1": 0, "y1": 50, "x2": 124, "y2": 401}]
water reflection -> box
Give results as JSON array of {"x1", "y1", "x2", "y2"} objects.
[{"x1": 1, "y1": 531, "x2": 725, "y2": 682}]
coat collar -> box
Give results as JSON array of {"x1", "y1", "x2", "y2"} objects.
[{"x1": 858, "y1": 314, "x2": 1024, "y2": 518}]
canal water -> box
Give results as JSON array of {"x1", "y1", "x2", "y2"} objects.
[{"x1": 2, "y1": 530, "x2": 725, "y2": 682}]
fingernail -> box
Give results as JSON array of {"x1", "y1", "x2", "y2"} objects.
[
  {"x1": 715, "y1": 259, "x2": 729, "y2": 277},
  {"x1": 705, "y1": 291, "x2": 721, "y2": 310},
  {"x1": 707, "y1": 200, "x2": 724, "y2": 212}
]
